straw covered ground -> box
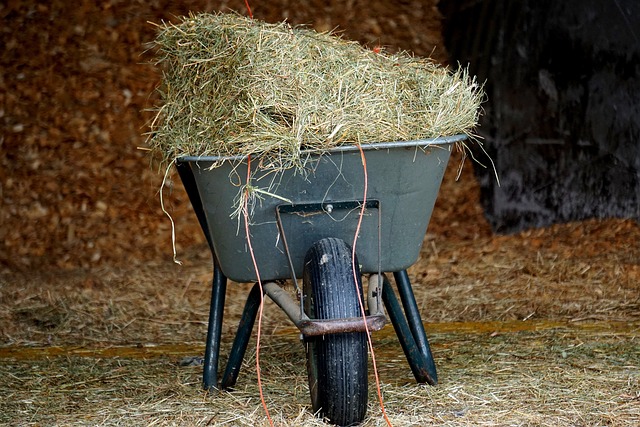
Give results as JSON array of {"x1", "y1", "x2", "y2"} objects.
[
  {"x1": 1, "y1": 1, "x2": 639, "y2": 426},
  {"x1": 1, "y1": 207, "x2": 639, "y2": 426}
]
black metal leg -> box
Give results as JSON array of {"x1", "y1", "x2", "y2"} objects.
[
  {"x1": 179, "y1": 161, "x2": 258, "y2": 391},
  {"x1": 392, "y1": 270, "x2": 437, "y2": 380},
  {"x1": 203, "y1": 261, "x2": 228, "y2": 392},
  {"x1": 221, "y1": 283, "x2": 263, "y2": 389},
  {"x1": 382, "y1": 272, "x2": 437, "y2": 385}
]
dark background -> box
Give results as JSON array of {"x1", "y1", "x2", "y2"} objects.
[{"x1": 440, "y1": 0, "x2": 640, "y2": 232}]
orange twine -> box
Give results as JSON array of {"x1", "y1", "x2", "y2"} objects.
[
  {"x1": 243, "y1": 154, "x2": 274, "y2": 427},
  {"x1": 242, "y1": 1, "x2": 389, "y2": 422},
  {"x1": 353, "y1": 144, "x2": 393, "y2": 427},
  {"x1": 241, "y1": 5, "x2": 273, "y2": 425},
  {"x1": 244, "y1": 0, "x2": 253, "y2": 19}
]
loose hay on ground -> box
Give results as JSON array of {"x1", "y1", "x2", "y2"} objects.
[
  {"x1": 148, "y1": 12, "x2": 482, "y2": 172},
  {"x1": 2, "y1": 219, "x2": 638, "y2": 425},
  {"x1": 1, "y1": 326, "x2": 638, "y2": 426}
]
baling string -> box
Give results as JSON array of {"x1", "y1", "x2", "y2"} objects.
[
  {"x1": 244, "y1": 0, "x2": 253, "y2": 19},
  {"x1": 241, "y1": 4, "x2": 274, "y2": 425},
  {"x1": 242, "y1": 2, "x2": 390, "y2": 423},
  {"x1": 243, "y1": 154, "x2": 274, "y2": 427},
  {"x1": 353, "y1": 144, "x2": 393, "y2": 427}
]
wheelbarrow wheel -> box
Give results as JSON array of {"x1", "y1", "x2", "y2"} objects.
[{"x1": 303, "y1": 238, "x2": 368, "y2": 426}]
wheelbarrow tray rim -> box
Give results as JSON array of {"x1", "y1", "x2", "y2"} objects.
[{"x1": 176, "y1": 134, "x2": 467, "y2": 163}]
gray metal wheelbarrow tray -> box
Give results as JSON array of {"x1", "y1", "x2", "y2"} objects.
[
  {"x1": 176, "y1": 134, "x2": 463, "y2": 283},
  {"x1": 174, "y1": 135, "x2": 464, "y2": 425}
]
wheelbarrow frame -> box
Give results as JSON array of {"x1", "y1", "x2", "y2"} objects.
[{"x1": 174, "y1": 135, "x2": 464, "y2": 410}]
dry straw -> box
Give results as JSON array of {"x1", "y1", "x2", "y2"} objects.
[{"x1": 147, "y1": 12, "x2": 483, "y2": 171}]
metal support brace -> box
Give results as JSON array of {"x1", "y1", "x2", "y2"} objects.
[
  {"x1": 263, "y1": 282, "x2": 386, "y2": 336},
  {"x1": 176, "y1": 160, "x2": 228, "y2": 391},
  {"x1": 202, "y1": 261, "x2": 227, "y2": 392},
  {"x1": 382, "y1": 272, "x2": 437, "y2": 385},
  {"x1": 221, "y1": 283, "x2": 263, "y2": 389},
  {"x1": 393, "y1": 270, "x2": 436, "y2": 377}
]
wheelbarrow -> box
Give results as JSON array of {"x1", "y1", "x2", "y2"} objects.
[{"x1": 175, "y1": 134, "x2": 463, "y2": 426}]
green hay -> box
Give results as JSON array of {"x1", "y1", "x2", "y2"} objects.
[{"x1": 148, "y1": 12, "x2": 483, "y2": 171}]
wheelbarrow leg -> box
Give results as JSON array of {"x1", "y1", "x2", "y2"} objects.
[
  {"x1": 221, "y1": 283, "x2": 263, "y2": 389},
  {"x1": 393, "y1": 270, "x2": 437, "y2": 381},
  {"x1": 381, "y1": 271, "x2": 437, "y2": 385},
  {"x1": 203, "y1": 261, "x2": 227, "y2": 392}
]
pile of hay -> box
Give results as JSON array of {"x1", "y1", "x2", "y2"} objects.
[{"x1": 148, "y1": 13, "x2": 483, "y2": 170}]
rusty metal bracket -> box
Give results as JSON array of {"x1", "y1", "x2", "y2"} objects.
[
  {"x1": 263, "y1": 282, "x2": 386, "y2": 336},
  {"x1": 272, "y1": 200, "x2": 386, "y2": 336}
]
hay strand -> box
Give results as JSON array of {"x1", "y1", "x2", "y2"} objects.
[{"x1": 147, "y1": 12, "x2": 483, "y2": 172}]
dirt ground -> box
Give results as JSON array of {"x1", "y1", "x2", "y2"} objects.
[{"x1": 1, "y1": 1, "x2": 638, "y2": 426}]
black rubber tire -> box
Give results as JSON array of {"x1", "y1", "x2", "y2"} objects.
[{"x1": 303, "y1": 238, "x2": 368, "y2": 427}]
